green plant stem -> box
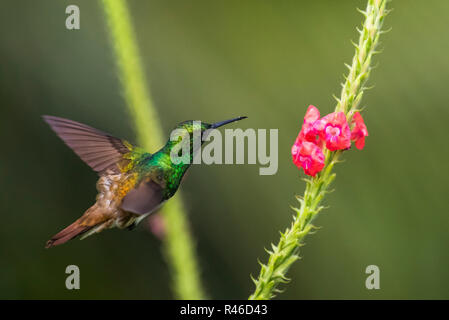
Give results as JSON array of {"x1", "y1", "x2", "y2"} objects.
[
  {"x1": 100, "y1": 0, "x2": 205, "y2": 300},
  {"x1": 249, "y1": 0, "x2": 390, "y2": 300}
]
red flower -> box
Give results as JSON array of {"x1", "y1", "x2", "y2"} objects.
[
  {"x1": 350, "y1": 112, "x2": 368, "y2": 150},
  {"x1": 295, "y1": 105, "x2": 321, "y2": 144},
  {"x1": 304, "y1": 105, "x2": 320, "y2": 124},
  {"x1": 292, "y1": 141, "x2": 325, "y2": 177},
  {"x1": 316, "y1": 112, "x2": 351, "y2": 151},
  {"x1": 292, "y1": 105, "x2": 367, "y2": 176}
]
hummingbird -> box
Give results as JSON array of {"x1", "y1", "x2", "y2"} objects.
[{"x1": 43, "y1": 115, "x2": 247, "y2": 248}]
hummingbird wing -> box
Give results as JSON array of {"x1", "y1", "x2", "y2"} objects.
[
  {"x1": 120, "y1": 179, "x2": 164, "y2": 215},
  {"x1": 43, "y1": 115, "x2": 132, "y2": 174}
]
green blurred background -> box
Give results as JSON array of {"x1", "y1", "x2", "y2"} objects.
[{"x1": 1, "y1": 0, "x2": 448, "y2": 299}]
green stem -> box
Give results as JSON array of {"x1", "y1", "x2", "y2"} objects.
[
  {"x1": 100, "y1": 0, "x2": 205, "y2": 300},
  {"x1": 249, "y1": 0, "x2": 390, "y2": 300}
]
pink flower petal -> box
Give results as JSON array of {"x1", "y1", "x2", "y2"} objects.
[{"x1": 351, "y1": 112, "x2": 368, "y2": 150}]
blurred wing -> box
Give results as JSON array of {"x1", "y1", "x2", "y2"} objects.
[
  {"x1": 43, "y1": 115, "x2": 131, "y2": 174},
  {"x1": 120, "y1": 179, "x2": 164, "y2": 215}
]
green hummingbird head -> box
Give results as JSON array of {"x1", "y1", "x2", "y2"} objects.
[{"x1": 164, "y1": 116, "x2": 247, "y2": 163}]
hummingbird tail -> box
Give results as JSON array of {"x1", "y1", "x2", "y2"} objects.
[{"x1": 45, "y1": 220, "x2": 92, "y2": 248}]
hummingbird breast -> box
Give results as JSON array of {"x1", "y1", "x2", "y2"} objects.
[{"x1": 93, "y1": 170, "x2": 140, "y2": 229}]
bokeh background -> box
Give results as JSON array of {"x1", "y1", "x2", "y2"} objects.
[{"x1": 1, "y1": 0, "x2": 448, "y2": 299}]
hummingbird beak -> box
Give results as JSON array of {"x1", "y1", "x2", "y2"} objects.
[{"x1": 210, "y1": 116, "x2": 247, "y2": 129}]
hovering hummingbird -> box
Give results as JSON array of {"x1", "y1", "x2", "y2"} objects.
[{"x1": 43, "y1": 115, "x2": 247, "y2": 248}]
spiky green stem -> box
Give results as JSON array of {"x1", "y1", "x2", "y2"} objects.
[
  {"x1": 100, "y1": 0, "x2": 205, "y2": 300},
  {"x1": 249, "y1": 0, "x2": 390, "y2": 300}
]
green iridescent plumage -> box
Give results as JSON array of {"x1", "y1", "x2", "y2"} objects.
[{"x1": 126, "y1": 120, "x2": 213, "y2": 198}]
